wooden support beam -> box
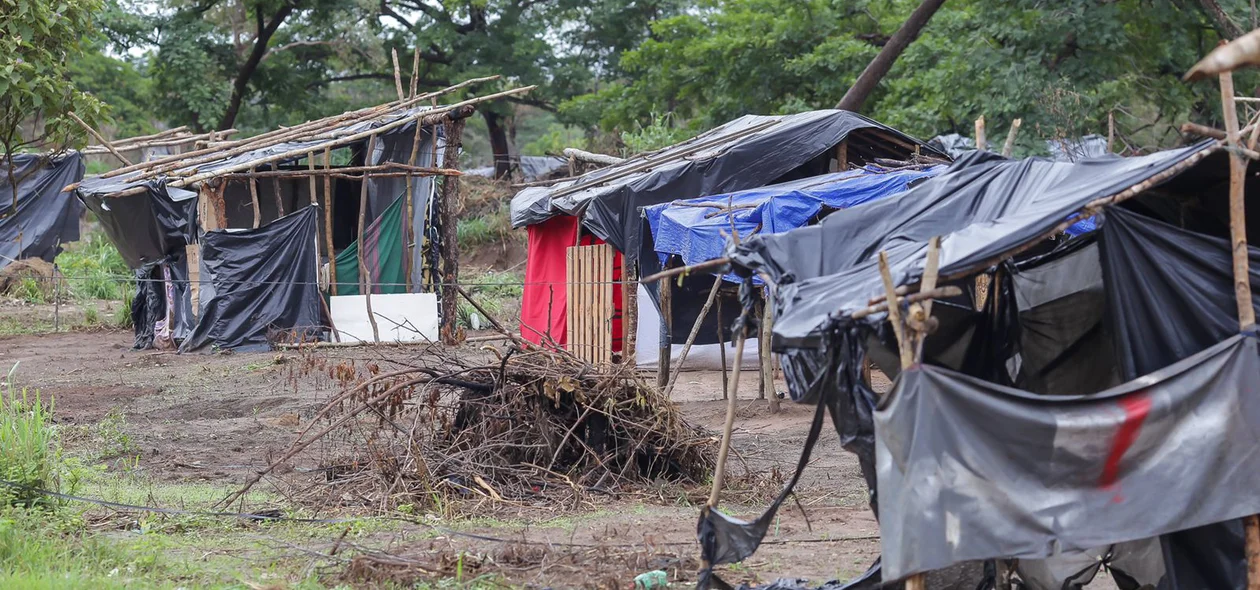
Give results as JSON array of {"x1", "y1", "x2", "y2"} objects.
[
  {"x1": 1002, "y1": 119, "x2": 1022, "y2": 158},
  {"x1": 975, "y1": 115, "x2": 987, "y2": 151},
  {"x1": 410, "y1": 47, "x2": 420, "y2": 98},
  {"x1": 404, "y1": 119, "x2": 425, "y2": 293},
  {"x1": 878, "y1": 251, "x2": 912, "y2": 369},
  {"x1": 657, "y1": 275, "x2": 673, "y2": 390},
  {"x1": 67, "y1": 111, "x2": 132, "y2": 166},
  {"x1": 248, "y1": 172, "x2": 261, "y2": 229},
  {"x1": 761, "y1": 287, "x2": 780, "y2": 413},
  {"x1": 708, "y1": 310, "x2": 748, "y2": 509},
  {"x1": 358, "y1": 134, "x2": 381, "y2": 343},
  {"x1": 391, "y1": 48, "x2": 406, "y2": 102},
  {"x1": 641, "y1": 257, "x2": 730, "y2": 284},
  {"x1": 323, "y1": 148, "x2": 337, "y2": 296},
  {"x1": 437, "y1": 118, "x2": 466, "y2": 344}
]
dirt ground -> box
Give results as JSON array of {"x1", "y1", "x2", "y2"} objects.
[{"x1": 1, "y1": 325, "x2": 1122, "y2": 589}]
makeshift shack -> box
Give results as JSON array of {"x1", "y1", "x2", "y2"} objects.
[
  {"x1": 72, "y1": 79, "x2": 530, "y2": 351},
  {"x1": 0, "y1": 151, "x2": 85, "y2": 269},
  {"x1": 700, "y1": 131, "x2": 1260, "y2": 589},
  {"x1": 510, "y1": 110, "x2": 943, "y2": 371}
]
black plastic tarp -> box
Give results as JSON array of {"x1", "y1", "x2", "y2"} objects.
[
  {"x1": 510, "y1": 110, "x2": 944, "y2": 264},
  {"x1": 875, "y1": 332, "x2": 1260, "y2": 581},
  {"x1": 729, "y1": 142, "x2": 1217, "y2": 348},
  {"x1": 180, "y1": 206, "x2": 321, "y2": 352},
  {"x1": 0, "y1": 152, "x2": 85, "y2": 267},
  {"x1": 78, "y1": 178, "x2": 198, "y2": 270}
]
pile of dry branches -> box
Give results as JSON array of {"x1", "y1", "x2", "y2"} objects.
[{"x1": 230, "y1": 342, "x2": 715, "y2": 512}]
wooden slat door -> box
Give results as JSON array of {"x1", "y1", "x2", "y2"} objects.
[{"x1": 566, "y1": 243, "x2": 614, "y2": 365}]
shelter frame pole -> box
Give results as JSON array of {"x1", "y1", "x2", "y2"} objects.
[
  {"x1": 323, "y1": 148, "x2": 336, "y2": 296},
  {"x1": 717, "y1": 294, "x2": 729, "y2": 397},
  {"x1": 437, "y1": 118, "x2": 467, "y2": 344},
  {"x1": 1219, "y1": 70, "x2": 1260, "y2": 590},
  {"x1": 404, "y1": 120, "x2": 425, "y2": 294},
  {"x1": 663, "y1": 276, "x2": 722, "y2": 398},
  {"x1": 975, "y1": 115, "x2": 987, "y2": 151},
  {"x1": 708, "y1": 304, "x2": 748, "y2": 508},
  {"x1": 622, "y1": 260, "x2": 637, "y2": 364},
  {"x1": 67, "y1": 111, "x2": 132, "y2": 167},
  {"x1": 761, "y1": 283, "x2": 780, "y2": 413},
  {"x1": 271, "y1": 171, "x2": 284, "y2": 216},
  {"x1": 657, "y1": 273, "x2": 673, "y2": 390},
  {"x1": 877, "y1": 248, "x2": 923, "y2": 590},
  {"x1": 358, "y1": 133, "x2": 381, "y2": 343},
  {"x1": 1002, "y1": 119, "x2": 1022, "y2": 158},
  {"x1": 248, "y1": 171, "x2": 261, "y2": 229}
]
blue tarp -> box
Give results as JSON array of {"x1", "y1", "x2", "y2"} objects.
[{"x1": 645, "y1": 166, "x2": 944, "y2": 277}]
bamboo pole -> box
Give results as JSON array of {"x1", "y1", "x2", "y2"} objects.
[
  {"x1": 911, "y1": 237, "x2": 941, "y2": 358},
  {"x1": 323, "y1": 148, "x2": 336, "y2": 296},
  {"x1": 622, "y1": 260, "x2": 638, "y2": 363},
  {"x1": 391, "y1": 49, "x2": 406, "y2": 102},
  {"x1": 1001, "y1": 119, "x2": 1022, "y2": 157},
  {"x1": 410, "y1": 47, "x2": 420, "y2": 98},
  {"x1": 248, "y1": 171, "x2": 261, "y2": 229},
  {"x1": 641, "y1": 257, "x2": 730, "y2": 284},
  {"x1": 717, "y1": 295, "x2": 729, "y2": 397},
  {"x1": 171, "y1": 88, "x2": 531, "y2": 190},
  {"x1": 975, "y1": 115, "x2": 987, "y2": 151},
  {"x1": 67, "y1": 112, "x2": 132, "y2": 166},
  {"x1": 358, "y1": 134, "x2": 381, "y2": 343},
  {"x1": 1107, "y1": 112, "x2": 1116, "y2": 153},
  {"x1": 206, "y1": 163, "x2": 460, "y2": 179},
  {"x1": 107, "y1": 75, "x2": 501, "y2": 180},
  {"x1": 662, "y1": 277, "x2": 722, "y2": 398}
]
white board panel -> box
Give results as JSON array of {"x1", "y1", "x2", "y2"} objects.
[
  {"x1": 330, "y1": 293, "x2": 439, "y2": 343},
  {"x1": 634, "y1": 283, "x2": 760, "y2": 370}
]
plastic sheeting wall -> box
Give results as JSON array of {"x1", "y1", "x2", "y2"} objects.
[
  {"x1": 634, "y1": 283, "x2": 760, "y2": 370},
  {"x1": 0, "y1": 152, "x2": 85, "y2": 268}
]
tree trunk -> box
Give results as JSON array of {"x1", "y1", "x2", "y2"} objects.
[
  {"x1": 835, "y1": 0, "x2": 948, "y2": 112},
  {"x1": 219, "y1": 4, "x2": 295, "y2": 131},
  {"x1": 484, "y1": 110, "x2": 512, "y2": 180},
  {"x1": 1198, "y1": 0, "x2": 1245, "y2": 40},
  {"x1": 439, "y1": 118, "x2": 467, "y2": 344}
]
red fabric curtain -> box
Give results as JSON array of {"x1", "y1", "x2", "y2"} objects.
[{"x1": 520, "y1": 215, "x2": 622, "y2": 352}]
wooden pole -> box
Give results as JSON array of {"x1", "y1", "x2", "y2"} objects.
[
  {"x1": 878, "y1": 249, "x2": 923, "y2": 590},
  {"x1": 708, "y1": 312, "x2": 748, "y2": 508},
  {"x1": 1219, "y1": 71, "x2": 1260, "y2": 590},
  {"x1": 391, "y1": 48, "x2": 406, "y2": 102},
  {"x1": 622, "y1": 261, "x2": 638, "y2": 364},
  {"x1": 663, "y1": 277, "x2": 722, "y2": 398},
  {"x1": 1107, "y1": 111, "x2": 1116, "y2": 153},
  {"x1": 878, "y1": 251, "x2": 913, "y2": 368},
  {"x1": 271, "y1": 173, "x2": 285, "y2": 216},
  {"x1": 437, "y1": 119, "x2": 466, "y2": 344},
  {"x1": 911, "y1": 237, "x2": 942, "y2": 358},
  {"x1": 657, "y1": 276, "x2": 673, "y2": 389},
  {"x1": 1001, "y1": 119, "x2": 1022, "y2": 158},
  {"x1": 975, "y1": 115, "x2": 987, "y2": 151},
  {"x1": 323, "y1": 148, "x2": 337, "y2": 296},
  {"x1": 248, "y1": 172, "x2": 261, "y2": 229},
  {"x1": 67, "y1": 111, "x2": 133, "y2": 166},
  {"x1": 757, "y1": 298, "x2": 767, "y2": 401},
  {"x1": 358, "y1": 134, "x2": 381, "y2": 343},
  {"x1": 717, "y1": 295, "x2": 729, "y2": 397},
  {"x1": 409, "y1": 47, "x2": 420, "y2": 98},
  {"x1": 404, "y1": 121, "x2": 425, "y2": 293},
  {"x1": 761, "y1": 287, "x2": 780, "y2": 413}
]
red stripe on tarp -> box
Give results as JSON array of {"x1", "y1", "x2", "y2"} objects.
[{"x1": 1099, "y1": 393, "x2": 1152, "y2": 490}]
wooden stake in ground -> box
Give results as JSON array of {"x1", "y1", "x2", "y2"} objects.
[
  {"x1": 975, "y1": 115, "x2": 987, "y2": 152},
  {"x1": 707, "y1": 308, "x2": 748, "y2": 508},
  {"x1": 1218, "y1": 71, "x2": 1260, "y2": 590},
  {"x1": 358, "y1": 134, "x2": 381, "y2": 343},
  {"x1": 663, "y1": 277, "x2": 722, "y2": 398},
  {"x1": 1002, "y1": 119, "x2": 1022, "y2": 158},
  {"x1": 438, "y1": 118, "x2": 467, "y2": 344},
  {"x1": 761, "y1": 287, "x2": 780, "y2": 413},
  {"x1": 657, "y1": 275, "x2": 673, "y2": 389},
  {"x1": 323, "y1": 148, "x2": 337, "y2": 296}
]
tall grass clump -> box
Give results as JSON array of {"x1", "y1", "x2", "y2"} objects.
[
  {"x1": 0, "y1": 366, "x2": 76, "y2": 509},
  {"x1": 55, "y1": 232, "x2": 131, "y2": 301}
]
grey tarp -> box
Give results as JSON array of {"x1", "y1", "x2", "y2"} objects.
[
  {"x1": 729, "y1": 142, "x2": 1217, "y2": 347},
  {"x1": 510, "y1": 109, "x2": 944, "y2": 265},
  {"x1": 0, "y1": 152, "x2": 85, "y2": 267},
  {"x1": 874, "y1": 333, "x2": 1260, "y2": 581}
]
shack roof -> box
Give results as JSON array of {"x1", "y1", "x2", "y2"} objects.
[
  {"x1": 72, "y1": 78, "x2": 532, "y2": 199},
  {"x1": 510, "y1": 109, "x2": 944, "y2": 263}
]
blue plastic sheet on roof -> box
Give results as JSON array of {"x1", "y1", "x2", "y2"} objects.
[{"x1": 644, "y1": 166, "x2": 945, "y2": 280}]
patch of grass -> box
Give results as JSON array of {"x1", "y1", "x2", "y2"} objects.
[
  {"x1": 55, "y1": 231, "x2": 131, "y2": 301},
  {"x1": 457, "y1": 270, "x2": 522, "y2": 329},
  {"x1": 15, "y1": 277, "x2": 46, "y2": 304},
  {"x1": 456, "y1": 202, "x2": 512, "y2": 247},
  {"x1": 0, "y1": 385, "x2": 70, "y2": 508},
  {"x1": 113, "y1": 288, "x2": 133, "y2": 329},
  {"x1": 83, "y1": 304, "x2": 100, "y2": 326},
  {"x1": 62, "y1": 408, "x2": 139, "y2": 463},
  {"x1": 0, "y1": 317, "x2": 53, "y2": 336}
]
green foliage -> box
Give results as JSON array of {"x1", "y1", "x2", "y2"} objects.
[
  {"x1": 62, "y1": 408, "x2": 137, "y2": 462},
  {"x1": 456, "y1": 203, "x2": 513, "y2": 246},
  {"x1": 14, "y1": 278, "x2": 46, "y2": 304},
  {"x1": 55, "y1": 232, "x2": 131, "y2": 301},
  {"x1": 83, "y1": 305, "x2": 99, "y2": 326},
  {"x1": 620, "y1": 111, "x2": 693, "y2": 155},
  {"x1": 114, "y1": 288, "x2": 133, "y2": 329},
  {"x1": 67, "y1": 41, "x2": 156, "y2": 139},
  {"x1": 572, "y1": 0, "x2": 1256, "y2": 152},
  {"x1": 0, "y1": 0, "x2": 107, "y2": 156},
  {"x1": 0, "y1": 383, "x2": 75, "y2": 508}
]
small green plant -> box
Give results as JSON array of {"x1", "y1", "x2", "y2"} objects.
[
  {"x1": 83, "y1": 305, "x2": 99, "y2": 326},
  {"x1": 456, "y1": 202, "x2": 513, "y2": 247},
  {"x1": 0, "y1": 384, "x2": 66, "y2": 508},
  {"x1": 621, "y1": 111, "x2": 693, "y2": 155},
  {"x1": 15, "y1": 277, "x2": 46, "y2": 304},
  {"x1": 113, "y1": 289, "x2": 134, "y2": 329}
]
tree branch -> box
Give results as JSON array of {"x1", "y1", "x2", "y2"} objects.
[
  {"x1": 218, "y1": 2, "x2": 296, "y2": 130},
  {"x1": 1197, "y1": 0, "x2": 1245, "y2": 39},
  {"x1": 835, "y1": 0, "x2": 947, "y2": 112}
]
